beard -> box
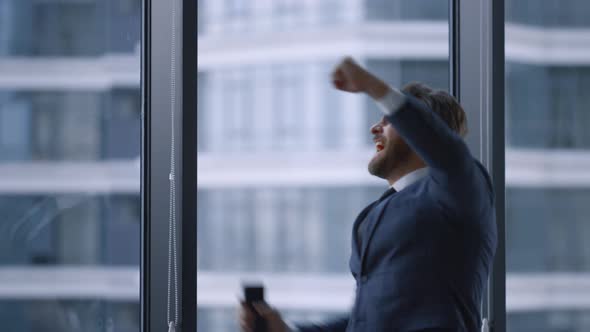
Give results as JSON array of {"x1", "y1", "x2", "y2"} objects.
[{"x1": 368, "y1": 139, "x2": 412, "y2": 179}]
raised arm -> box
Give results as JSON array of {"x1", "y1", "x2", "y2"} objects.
[{"x1": 332, "y1": 57, "x2": 493, "y2": 218}]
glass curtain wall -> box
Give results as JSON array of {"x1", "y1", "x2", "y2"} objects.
[
  {"x1": 197, "y1": 1, "x2": 449, "y2": 331},
  {"x1": 0, "y1": 1, "x2": 141, "y2": 331},
  {"x1": 505, "y1": 1, "x2": 590, "y2": 331}
]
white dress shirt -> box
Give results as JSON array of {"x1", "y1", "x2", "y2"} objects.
[
  {"x1": 391, "y1": 167, "x2": 429, "y2": 192},
  {"x1": 375, "y1": 87, "x2": 406, "y2": 116}
]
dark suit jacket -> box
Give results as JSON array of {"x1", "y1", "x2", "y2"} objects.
[{"x1": 297, "y1": 94, "x2": 497, "y2": 332}]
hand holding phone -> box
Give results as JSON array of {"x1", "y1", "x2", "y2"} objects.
[{"x1": 243, "y1": 284, "x2": 267, "y2": 332}]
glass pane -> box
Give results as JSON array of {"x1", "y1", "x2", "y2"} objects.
[
  {"x1": 0, "y1": 1, "x2": 141, "y2": 331},
  {"x1": 506, "y1": 1, "x2": 590, "y2": 331},
  {"x1": 197, "y1": 1, "x2": 449, "y2": 331}
]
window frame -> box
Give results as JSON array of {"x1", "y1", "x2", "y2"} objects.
[
  {"x1": 450, "y1": 0, "x2": 506, "y2": 331},
  {"x1": 141, "y1": 0, "x2": 197, "y2": 330}
]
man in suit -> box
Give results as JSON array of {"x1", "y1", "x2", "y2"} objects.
[{"x1": 239, "y1": 57, "x2": 497, "y2": 332}]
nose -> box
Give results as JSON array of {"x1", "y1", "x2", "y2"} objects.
[{"x1": 370, "y1": 122, "x2": 382, "y2": 135}]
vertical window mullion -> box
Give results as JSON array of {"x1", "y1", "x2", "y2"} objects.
[
  {"x1": 450, "y1": 0, "x2": 505, "y2": 331},
  {"x1": 143, "y1": 0, "x2": 197, "y2": 330}
]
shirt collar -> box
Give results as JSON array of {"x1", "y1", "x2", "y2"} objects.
[{"x1": 391, "y1": 167, "x2": 429, "y2": 192}]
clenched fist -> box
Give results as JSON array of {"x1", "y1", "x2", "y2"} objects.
[{"x1": 331, "y1": 57, "x2": 390, "y2": 100}]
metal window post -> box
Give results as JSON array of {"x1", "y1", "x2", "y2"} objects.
[
  {"x1": 449, "y1": 0, "x2": 506, "y2": 331},
  {"x1": 181, "y1": 0, "x2": 198, "y2": 329},
  {"x1": 142, "y1": 0, "x2": 197, "y2": 330}
]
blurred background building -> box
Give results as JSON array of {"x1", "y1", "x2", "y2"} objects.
[
  {"x1": 197, "y1": 0, "x2": 449, "y2": 330},
  {"x1": 197, "y1": 1, "x2": 590, "y2": 331},
  {"x1": 0, "y1": 0, "x2": 141, "y2": 331},
  {"x1": 0, "y1": 0, "x2": 589, "y2": 331},
  {"x1": 504, "y1": 1, "x2": 590, "y2": 330}
]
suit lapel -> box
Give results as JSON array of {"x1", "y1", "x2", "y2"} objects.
[
  {"x1": 360, "y1": 190, "x2": 396, "y2": 269},
  {"x1": 351, "y1": 201, "x2": 378, "y2": 259}
]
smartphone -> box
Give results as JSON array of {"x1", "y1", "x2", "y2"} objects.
[
  {"x1": 244, "y1": 284, "x2": 264, "y2": 303},
  {"x1": 243, "y1": 284, "x2": 266, "y2": 332}
]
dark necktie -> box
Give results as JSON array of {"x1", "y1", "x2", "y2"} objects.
[
  {"x1": 356, "y1": 187, "x2": 397, "y2": 249},
  {"x1": 378, "y1": 187, "x2": 397, "y2": 202}
]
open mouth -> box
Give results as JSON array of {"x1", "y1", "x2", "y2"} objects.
[{"x1": 375, "y1": 141, "x2": 385, "y2": 152}]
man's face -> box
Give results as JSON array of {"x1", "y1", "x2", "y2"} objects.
[{"x1": 368, "y1": 116, "x2": 412, "y2": 179}]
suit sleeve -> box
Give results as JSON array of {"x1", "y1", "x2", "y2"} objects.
[
  {"x1": 294, "y1": 316, "x2": 349, "y2": 332},
  {"x1": 384, "y1": 93, "x2": 493, "y2": 219}
]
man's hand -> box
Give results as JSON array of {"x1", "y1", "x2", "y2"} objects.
[
  {"x1": 332, "y1": 57, "x2": 391, "y2": 100},
  {"x1": 238, "y1": 301, "x2": 292, "y2": 332}
]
